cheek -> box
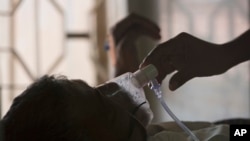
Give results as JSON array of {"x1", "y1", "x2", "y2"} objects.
[
  {"x1": 106, "y1": 90, "x2": 136, "y2": 113},
  {"x1": 110, "y1": 111, "x2": 131, "y2": 139},
  {"x1": 134, "y1": 104, "x2": 153, "y2": 127}
]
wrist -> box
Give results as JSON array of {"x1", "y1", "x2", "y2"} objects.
[
  {"x1": 222, "y1": 40, "x2": 249, "y2": 68},
  {"x1": 224, "y1": 30, "x2": 250, "y2": 66}
]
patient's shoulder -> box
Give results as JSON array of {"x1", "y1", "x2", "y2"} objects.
[{"x1": 147, "y1": 121, "x2": 229, "y2": 141}]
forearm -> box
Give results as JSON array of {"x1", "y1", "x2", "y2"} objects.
[{"x1": 223, "y1": 29, "x2": 250, "y2": 67}]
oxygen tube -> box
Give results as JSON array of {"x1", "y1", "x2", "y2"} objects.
[
  {"x1": 130, "y1": 64, "x2": 199, "y2": 140},
  {"x1": 150, "y1": 79, "x2": 200, "y2": 141}
]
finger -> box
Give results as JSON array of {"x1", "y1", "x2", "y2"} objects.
[
  {"x1": 140, "y1": 39, "x2": 176, "y2": 69},
  {"x1": 140, "y1": 36, "x2": 185, "y2": 69},
  {"x1": 169, "y1": 70, "x2": 194, "y2": 91},
  {"x1": 140, "y1": 47, "x2": 176, "y2": 83}
]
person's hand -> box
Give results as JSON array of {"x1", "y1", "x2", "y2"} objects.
[
  {"x1": 108, "y1": 13, "x2": 161, "y2": 76},
  {"x1": 140, "y1": 32, "x2": 233, "y2": 91}
]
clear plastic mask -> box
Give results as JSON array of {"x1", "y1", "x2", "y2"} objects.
[{"x1": 96, "y1": 82, "x2": 153, "y2": 127}]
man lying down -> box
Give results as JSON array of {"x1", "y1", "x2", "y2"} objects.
[
  {"x1": 0, "y1": 13, "x2": 237, "y2": 141},
  {"x1": 1, "y1": 75, "x2": 229, "y2": 141}
]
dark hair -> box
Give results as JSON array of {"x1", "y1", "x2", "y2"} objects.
[{"x1": 1, "y1": 75, "x2": 103, "y2": 141}]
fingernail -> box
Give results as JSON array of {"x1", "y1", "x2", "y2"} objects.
[{"x1": 169, "y1": 81, "x2": 178, "y2": 91}]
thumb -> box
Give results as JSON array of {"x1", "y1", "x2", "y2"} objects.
[{"x1": 169, "y1": 71, "x2": 194, "y2": 91}]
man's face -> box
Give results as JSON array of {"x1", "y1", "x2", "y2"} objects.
[
  {"x1": 96, "y1": 82, "x2": 153, "y2": 127},
  {"x1": 72, "y1": 79, "x2": 147, "y2": 141},
  {"x1": 95, "y1": 92, "x2": 147, "y2": 141},
  {"x1": 94, "y1": 82, "x2": 149, "y2": 141}
]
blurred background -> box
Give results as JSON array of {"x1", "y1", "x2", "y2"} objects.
[{"x1": 0, "y1": 0, "x2": 249, "y2": 123}]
